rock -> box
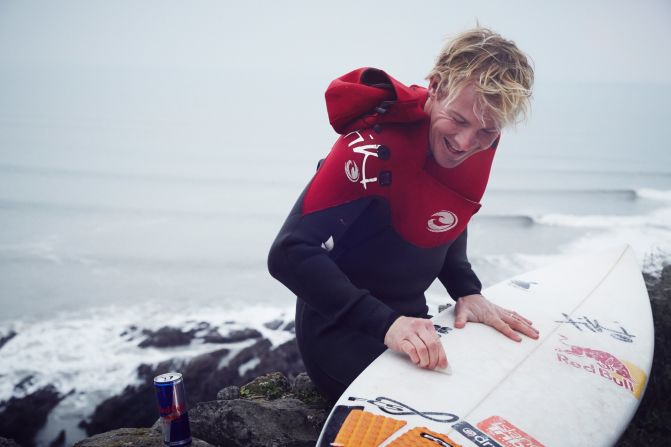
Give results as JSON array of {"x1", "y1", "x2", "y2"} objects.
[
  {"x1": 616, "y1": 265, "x2": 671, "y2": 446},
  {"x1": 13, "y1": 375, "x2": 35, "y2": 393},
  {"x1": 78, "y1": 380, "x2": 159, "y2": 436},
  {"x1": 77, "y1": 372, "x2": 328, "y2": 447},
  {"x1": 0, "y1": 438, "x2": 22, "y2": 447},
  {"x1": 0, "y1": 330, "x2": 17, "y2": 350},
  {"x1": 137, "y1": 323, "x2": 264, "y2": 348},
  {"x1": 193, "y1": 321, "x2": 211, "y2": 331},
  {"x1": 203, "y1": 328, "x2": 262, "y2": 344},
  {"x1": 80, "y1": 345, "x2": 221, "y2": 434},
  {"x1": 0, "y1": 385, "x2": 63, "y2": 447},
  {"x1": 217, "y1": 386, "x2": 240, "y2": 400},
  {"x1": 190, "y1": 398, "x2": 328, "y2": 447},
  {"x1": 81, "y1": 338, "x2": 305, "y2": 436},
  {"x1": 243, "y1": 338, "x2": 304, "y2": 384},
  {"x1": 138, "y1": 326, "x2": 196, "y2": 348},
  {"x1": 201, "y1": 329, "x2": 227, "y2": 343},
  {"x1": 48, "y1": 429, "x2": 65, "y2": 447},
  {"x1": 283, "y1": 321, "x2": 296, "y2": 333},
  {"x1": 72, "y1": 427, "x2": 214, "y2": 447},
  {"x1": 240, "y1": 372, "x2": 290, "y2": 400},
  {"x1": 293, "y1": 372, "x2": 328, "y2": 405},
  {"x1": 264, "y1": 319, "x2": 284, "y2": 330}
]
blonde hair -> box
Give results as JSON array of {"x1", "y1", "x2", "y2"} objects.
[{"x1": 427, "y1": 27, "x2": 534, "y2": 128}]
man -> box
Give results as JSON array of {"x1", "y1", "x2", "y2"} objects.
[{"x1": 269, "y1": 27, "x2": 538, "y2": 402}]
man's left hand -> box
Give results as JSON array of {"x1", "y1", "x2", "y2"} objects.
[{"x1": 454, "y1": 294, "x2": 539, "y2": 342}]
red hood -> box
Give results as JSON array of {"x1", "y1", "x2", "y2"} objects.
[
  {"x1": 324, "y1": 67, "x2": 497, "y2": 202},
  {"x1": 325, "y1": 67, "x2": 429, "y2": 134}
]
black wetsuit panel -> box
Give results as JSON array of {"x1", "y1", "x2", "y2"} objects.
[{"x1": 268, "y1": 186, "x2": 482, "y2": 401}]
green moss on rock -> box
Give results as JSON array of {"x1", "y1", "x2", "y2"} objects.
[{"x1": 240, "y1": 372, "x2": 290, "y2": 400}]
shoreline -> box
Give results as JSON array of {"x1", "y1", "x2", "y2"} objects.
[{"x1": 0, "y1": 266, "x2": 668, "y2": 446}]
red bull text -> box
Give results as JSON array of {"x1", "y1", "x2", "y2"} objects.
[
  {"x1": 154, "y1": 372, "x2": 192, "y2": 446},
  {"x1": 555, "y1": 336, "x2": 646, "y2": 399}
]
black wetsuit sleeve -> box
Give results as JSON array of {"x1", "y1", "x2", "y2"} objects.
[
  {"x1": 268, "y1": 191, "x2": 402, "y2": 342},
  {"x1": 438, "y1": 228, "x2": 483, "y2": 300}
]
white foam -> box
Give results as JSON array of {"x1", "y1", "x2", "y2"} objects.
[
  {"x1": 0, "y1": 301, "x2": 294, "y2": 407},
  {"x1": 636, "y1": 188, "x2": 671, "y2": 201},
  {"x1": 534, "y1": 208, "x2": 671, "y2": 229},
  {"x1": 238, "y1": 357, "x2": 261, "y2": 377}
]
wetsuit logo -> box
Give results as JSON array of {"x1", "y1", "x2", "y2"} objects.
[
  {"x1": 427, "y1": 211, "x2": 458, "y2": 232},
  {"x1": 344, "y1": 130, "x2": 381, "y2": 190},
  {"x1": 345, "y1": 160, "x2": 360, "y2": 182}
]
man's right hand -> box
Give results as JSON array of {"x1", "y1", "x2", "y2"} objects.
[{"x1": 384, "y1": 316, "x2": 448, "y2": 370}]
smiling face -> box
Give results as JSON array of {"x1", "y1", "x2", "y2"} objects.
[{"x1": 425, "y1": 79, "x2": 501, "y2": 168}]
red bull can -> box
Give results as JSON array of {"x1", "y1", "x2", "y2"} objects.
[{"x1": 154, "y1": 372, "x2": 192, "y2": 446}]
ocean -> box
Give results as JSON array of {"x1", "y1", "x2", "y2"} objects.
[{"x1": 0, "y1": 71, "x2": 670, "y2": 445}]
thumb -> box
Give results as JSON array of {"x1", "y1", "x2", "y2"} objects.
[{"x1": 454, "y1": 310, "x2": 468, "y2": 329}]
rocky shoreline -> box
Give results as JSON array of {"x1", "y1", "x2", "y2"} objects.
[
  {"x1": 68, "y1": 372, "x2": 329, "y2": 447},
  {"x1": 0, "y1": 317, "x2": 301, "y2": 447},
  {"x1": 80, "y1": 322, "x2": 303, "y2": 436},
  {"x1": 614, "y1": 267, "x2": 671, "y2": 446},
  {"x1": 1, "y1": 266, "x2": 669, "y2": 446}
]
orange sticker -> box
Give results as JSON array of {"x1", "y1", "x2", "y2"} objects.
[
  {"x1": 333, "y1": 409, "x2": 406, "y2": 447},
  {"x1": 387, "y1": 427, "x2": 461, "y2": 447},
  {"x1": 477, "y1": 416, "x2": 544, "y2": 447}
]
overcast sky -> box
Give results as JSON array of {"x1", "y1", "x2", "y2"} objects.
[
  {"x1": 0, "y1": 0, "x2": 670, "y2": 176},
  {"x1": 1, "y1": 0, "x2": 670, "y2": 84}
]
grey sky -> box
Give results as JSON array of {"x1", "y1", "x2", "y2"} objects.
[
  {"x1": 1, "y1": 0, "x2": 670, "y2": 84},
  {"x1": 1, "y1": 0, "x2": 670, "y2": 177}
]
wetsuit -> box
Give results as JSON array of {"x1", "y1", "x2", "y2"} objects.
[{"x1": 268, "y1": 68, "x2": 494, "y2": 402}]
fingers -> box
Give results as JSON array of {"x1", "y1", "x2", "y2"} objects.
[
  {"x1": 437, "y1": 339, "x2": 448, "y2": 369},
  {"x1": 418, "y1": 326, "x2": 444, "y2": 369},
  {"x1": 454, "y1": 302, "x2": 473, "y2": 329},
  {"x1": 503, "y1": 311, "x2": 540, "y2": 340},
  {"x1": 400, "y1": 338, "x2": 420, "y2": 365},
  {"x1": 403, "y1": 334, "x2": 430, "y2": 367},
  {"x1": 395, "y1": 320, "x2": 446, "y2": 370},
  {"x1": 502, "y1": 308, "x2": 534, "y2": 326},
  {"x1": 489, "y1": 316, "x2": 522, "y2": 342},
  {"x1": 454, "y1": 311, "x2": 468, "y2": 329}
]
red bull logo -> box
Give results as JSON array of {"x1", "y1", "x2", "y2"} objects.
[
  {"x1": 158, "y1": 402, "x2": 187, "y2": 422},
  {"x1": 555, "y1": 335, "x2": 646, "y2": 399}
]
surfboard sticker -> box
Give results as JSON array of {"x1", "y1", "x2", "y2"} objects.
[
  {"x1": 451, "y1": 421, "x2": 504, "y2": 447},
  {"x1": 554, "y1": 312, "x2": 636, "y2": 343},
  {"x1": 332, "y1": 409, "x2": 407, "y2": 447},
  {"x1": 319, "y1": 405, "x2": 364, "y2": 447},
  {"x1": 387, "y1": 427, "x2": 461, "y2": 447},
  {"x1": 476, "y1": 416, "x2": 545, "y2": 447},
  {"x1": 346, "y1": 396, "x2": 460, "y2": 423},
  {"x1": 508, "y1": 279, "x2": 538, "y2": 291},
  {"x1": 554, "y1": 335, "x2": 647, "y2": 398}
]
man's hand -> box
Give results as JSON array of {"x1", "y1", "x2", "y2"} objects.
[
  {"x1": 384, "y1": 316, "x2": 448, "y2": 370},
  {"x1": 454, "y1": 294, "x2": 539, "y2": 342}
]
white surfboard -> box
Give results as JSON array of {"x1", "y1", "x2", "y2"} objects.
[{"x1": 317, "y1": 245, "x2": 654, "y2": 447}]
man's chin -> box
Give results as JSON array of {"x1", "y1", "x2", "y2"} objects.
[{"x1": 436, "y1": 155, "x2": 464, "y2": 169}]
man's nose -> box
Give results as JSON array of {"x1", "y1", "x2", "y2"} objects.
[{"x1": 453, "y1": 130, "x2": 479, "y2": 152}]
